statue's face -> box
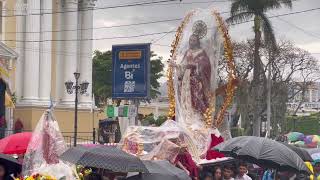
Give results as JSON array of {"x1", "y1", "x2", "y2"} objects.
[{"x1": 189, "y1": 35, "x2": 200, "y2": 49}]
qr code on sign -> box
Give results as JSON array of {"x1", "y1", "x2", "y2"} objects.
[{"x1": 124, "y1": 81, "x2": 135, "y2": 92}]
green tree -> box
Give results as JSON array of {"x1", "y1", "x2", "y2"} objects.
[
  {"x1": 227, "y1": 0, "x2": 292, "y2": 136},
  {"x1": 92, "y1": 50, "x2": 164, "y2": 106}
]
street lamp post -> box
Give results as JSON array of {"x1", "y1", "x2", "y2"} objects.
[{"x1": 65, "y1": 72, "x2": 89, "y2": 146}]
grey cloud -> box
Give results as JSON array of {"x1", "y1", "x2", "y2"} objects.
[{"x1": 93, "y1": 0, "x2": 320, "y2": 60}]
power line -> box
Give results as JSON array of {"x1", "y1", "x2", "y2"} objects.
[
  {"x1": 3, "y1": 10, "x2": 229, "y2": 34},
  {"x1": 151, "y1": 27, "x2": 177, "y2": 43},
  {"x1": 1, "y1": 0, "x2": 180, "y2": 18},
  {"x1": 3, "y1": 18, "x2": 183, "y2": 34},
  {"x1": 274, "y1": 16, "x2": 320, "y2": 40},
  {"x1": 231, "y1": 7, "x2": 320, "y2": 25},
  {"x1": 2, "y1": 0, "x2": 229, "y2": 13},
  {"x1": 2, "y1": 31, "x2": 177, "y2": 43},
  {"x1": 2, "y1": 7, "x2": 319, "y2": 43},
  {"x1": 141, "y1": 0, "x2": 230, "y2": 6},
  {"x1": 11, "y1": 45, "x2": 93, "y2": 58},
  {"x1": 152, "y1": 7, "x2": 320, "y2": 47}
]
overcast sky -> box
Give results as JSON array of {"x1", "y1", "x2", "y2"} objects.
[{"x1": 92, "y1": 0, "x2": 320, "y2": 65}]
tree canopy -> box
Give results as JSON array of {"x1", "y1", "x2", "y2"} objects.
[{"x1": 92, "y1": 50, "x2": 164, "y2": 106}]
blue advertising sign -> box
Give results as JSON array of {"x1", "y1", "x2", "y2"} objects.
[{"x1": 112, "y1": 43, "x2": 150, "y2": 98}]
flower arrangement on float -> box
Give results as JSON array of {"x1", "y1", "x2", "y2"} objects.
[
  {"x1": 15, "y1": 165, "x2": 92, "y2": 180},
  {"x1": 76, "y1": 165, "x2": 92, "y2": 180},
  {"x1": 15, "y1": 174, "x2": 57, "y2": 180}
]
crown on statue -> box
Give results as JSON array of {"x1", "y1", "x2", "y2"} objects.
[{"x1": 192, "y1": 20, "x2": 207, "y2": 39}]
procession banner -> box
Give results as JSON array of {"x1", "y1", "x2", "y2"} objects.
[{"x1": 112, "y1": 43, "x2": 150, "y2": 98}]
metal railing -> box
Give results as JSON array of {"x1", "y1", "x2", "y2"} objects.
[{"x1": 0, "y1": 129, "x2": 97, "y2": 147}]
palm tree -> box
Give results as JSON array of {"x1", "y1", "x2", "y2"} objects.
[{"x1": 227, "y1": 0, "x2": 292, "y2": 136}]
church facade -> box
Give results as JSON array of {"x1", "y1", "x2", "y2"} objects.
[{"x1": 1, "y1": 0, "x2": 103, "y2": 135}]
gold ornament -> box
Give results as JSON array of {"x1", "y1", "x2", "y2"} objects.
[
  {"x1": 167, "y1": 9, "x2": 237, "y2": 127},
  {"x1": 167, "y1": 11, "x2": 194, "y2": 119},
  {"x1": 213, "y1": 10, "x2": 237, "y2": 128}
]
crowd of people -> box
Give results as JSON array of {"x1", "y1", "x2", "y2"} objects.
[
  {"x1": 199, "y1": 161, "x2": 320, "y2": 180},
  {"x1": 200, "y1": 162, "x2": 252, "y2": 180}
]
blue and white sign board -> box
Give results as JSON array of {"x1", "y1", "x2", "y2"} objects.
[{"x1": 112, "y1": 43, "x2": 150, "y2": 99}]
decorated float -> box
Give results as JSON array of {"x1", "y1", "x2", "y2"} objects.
[
  {"x1": 119, "y1": 7, "x2": 237, "y2": 165},
  {"x1": 17, "y1": 7, "x2": 238, "y2": 180},
  {"x1": 20, "y1": 110, "x2": 78, "y2": 180}
]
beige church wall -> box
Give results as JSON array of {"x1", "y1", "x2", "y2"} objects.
[
  {"x1": 4, "y1": 0, "x2": 16, "y2": 48},
  {"x1": 4, "y1": 0, "x2": 17, "y2": 92},
  {"x1": 13, "y1": 107, "x2": 106, "y2": 136},
  {"x1": 138, "y1": 106, "x2": 169, "y2": 116}
]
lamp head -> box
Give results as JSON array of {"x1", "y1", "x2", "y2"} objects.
[
  {"x1": 80, "y1": 81, "x2": 89, "y2": 94},
  {"x1": 65, "y1": 81, "x2": 74, "y2": 94}
]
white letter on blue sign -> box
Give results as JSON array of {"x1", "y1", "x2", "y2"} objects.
[{"x1": 125, "y1": 71, "x2": 134, "y2": 79}]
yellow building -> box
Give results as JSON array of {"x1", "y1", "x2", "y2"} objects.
[{"x1": 0, "y1": 0, "x2": 105, "y2": 139}]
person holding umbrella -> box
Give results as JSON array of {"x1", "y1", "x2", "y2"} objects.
[{"x1": 0, "y1": 154, "x2": 21, "y2": 180}]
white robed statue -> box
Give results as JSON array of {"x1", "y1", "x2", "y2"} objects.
[
  {"x1": 170, "y1": 20, "x2": 218, "y2": 159},
  {"x1": 119, "y1": 9, "x2": 233, "y2": 164}
]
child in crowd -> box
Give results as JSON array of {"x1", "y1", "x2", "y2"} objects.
[
  {"x1": 213, "y1": 166, "x2": 223, "y2": 180},
  {"x1": 202, "y1": 172, "x2": 214, "y2": 180},
  {"x1": 235, "y1": 162, "x2": 252, "y2": 180},
  {"x1": 223, "y1": 165, "x2": 234, "y2": 180}
]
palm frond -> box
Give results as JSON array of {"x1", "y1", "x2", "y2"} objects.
[
  {"x1": 230, "y1": 0, "x2": 250, "y2": 17},
  {"x1": 258, "y1": 13, "x2": 277, "y2": 51},
  {"x1": 227, "y1": 11, "x2": 254, "y2": 25},
  {"x1": 262, "y1": 0, "x2": 281, "y2": 12},
  {"x1": 263, "y1": 0, "x2": 293, "y2": 11},
  {"x1": 279, "y1": 0, "x2": 293, "y2": 8}
]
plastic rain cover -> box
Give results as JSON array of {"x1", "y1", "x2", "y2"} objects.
[
  {"x1": 22, "y1": 110, "x2": 76, "y2": 180},
  {"x1": 119, "y1": 8, "x2": 227, "y2": 164}
]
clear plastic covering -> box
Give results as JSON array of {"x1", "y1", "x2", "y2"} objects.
[
  {"x1": 120, "y1": 8, "x2": 226, "y2": 163},
  {"x1": 173, "y1": 8, "x2": 223, "y2": 160},
  {"x1": 22, "y1": 110, "x2": 76, "y2": 179}
]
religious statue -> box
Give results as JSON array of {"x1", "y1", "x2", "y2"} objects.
[
  {"x1": 170, "y1": 20, "x2": 212, "y2": 131},
  {"x1": 119, "y1": 9, "x2": 238, "y2": 165}
]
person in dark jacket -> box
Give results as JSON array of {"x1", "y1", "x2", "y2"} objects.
[{"x1": 0, "y1": 164, "x2": 14, "y2": 180}]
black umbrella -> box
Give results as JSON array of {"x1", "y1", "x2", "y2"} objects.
[
  {"x1": 60, "y1": 145, "x2": 148, "y2": 173},
  {"x1": 281, "y1": 143, "x2": 313, "y2": 162},
  {"x1": 214, "y1": 136, "x2": 310, "y2": 174},
  {"x1": 127, "y1": 160, "x2": 191, "y2": 180},
  {"x1": 0, "y1": 153, "x2": 21, "y2": 174},
  {"x1": 305, "y1": 148, "x2": 320, "y2": 162}
]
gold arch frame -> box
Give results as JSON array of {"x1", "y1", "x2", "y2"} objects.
[{"x1": 167, "y1": 9, "x2": 237, "y2": 128}]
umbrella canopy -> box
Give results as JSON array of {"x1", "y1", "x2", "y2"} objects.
[
  {"x1": 60, "y1": 145, "x2": 148, "y2": 173},
  {"x1": 0, "y1": 132, "x2": 32, "y2": 154},
  {"x1": 281, "y1": 143, "x2": 313, "y2": 162},
  {"x1": 214, "y1": 136, "x2": 310, "y2": 174},
  {"x1": 0, "y1": 153, "x2": 21, "y2": 174},
  {"x1": 127, "y1": 160, "x2": 191, "y2": 180},
  {"x1": 305, "y1": 148, "x2": 320, "y2": 162}
]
